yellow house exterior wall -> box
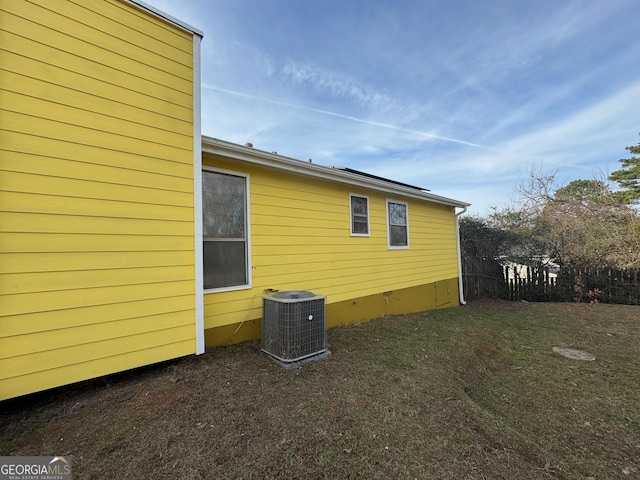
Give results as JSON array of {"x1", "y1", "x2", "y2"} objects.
[
  {"x1": 202, "y1": 153, "x2": 462, "y2": 347},
  {"x1": 0, "y1": 0, "x2": 200, "y2": 400}
]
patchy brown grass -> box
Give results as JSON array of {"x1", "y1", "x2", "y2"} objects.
[{"x1": 1, "y1": 301, "x2": 639, "y2": 479}]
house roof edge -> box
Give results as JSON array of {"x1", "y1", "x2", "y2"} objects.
[
  {"x1": 123, "y1": 0, "x2": 204, "y2": 37},
  {"x1": 201, "y1": 136, "x2": 470, "y2": 208}
]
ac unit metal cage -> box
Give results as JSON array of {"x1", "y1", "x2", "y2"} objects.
[{"x1": 262, "y1": 290, "x2": 330, "y2": 368}]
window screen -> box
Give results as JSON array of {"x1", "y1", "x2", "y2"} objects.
[
  {"x1": 350, "y1": 195, "x2": 369, "y2": 235},
  {"x1": 387, "y1": 200, "x2": 408, "y2": 248},
  {"x1": 202, "y1": 170, "x2": 248, "y2": 289}
]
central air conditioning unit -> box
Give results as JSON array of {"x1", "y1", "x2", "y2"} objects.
[{"x1": 262, "y1": 290, "x2": 331, "y2": 368}]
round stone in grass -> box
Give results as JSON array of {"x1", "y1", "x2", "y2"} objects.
[{"x1": 552, "y1": 347, "x2": 596, "y2": 361}]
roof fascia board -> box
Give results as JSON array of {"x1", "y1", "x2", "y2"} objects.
[
  {"x1": 202, "y1": 137, "x2": 470, "y2": 208},
  {"x1": 123, "y1": 0, "x2": 204, "y2": 37}
]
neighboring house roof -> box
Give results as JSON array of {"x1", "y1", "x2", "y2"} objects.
[{"x1": 202, "y1": 136, "x2": 470, "y2": 208}]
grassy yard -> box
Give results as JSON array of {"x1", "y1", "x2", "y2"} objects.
[{"x1": 1, "y1": 301, "x2": 638, "y2": 479}]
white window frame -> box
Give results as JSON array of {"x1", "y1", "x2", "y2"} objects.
[
  {"x1": 386, "y1": 199, "x2": 409, "y2": 249},
  {"x1": 202, "y1": 166, "x2": 252, "y2": 293},
  {"x1": 349, "y1": 193, "x2": 370, "y2": 236}
]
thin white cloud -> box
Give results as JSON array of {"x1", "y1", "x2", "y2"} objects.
[
  {"x1": 448, "y1": 79, "x2": 640, "y2": 180},
  {"x1": 149, "y1": 0, "x2": 640, "y2": 216},
  {"x1": 504, "y1": 81, "x2": 640, "y2": 159},
  {"x1": 279, "y1": 59, "x2": 385, "y2": 106},
  {"x1": 202, "y1": 83, "x2": 499, "y2": 151}
]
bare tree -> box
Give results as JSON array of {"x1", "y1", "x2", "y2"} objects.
[{"x1": 491, "y1": 169, "x2": 640, "y2": 269}]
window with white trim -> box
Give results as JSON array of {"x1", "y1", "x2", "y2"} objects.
[
  {"x1": 350, "y1": 194, "x2": 370, "y2": 236},
  {"x1": 386, "y1": 199, "x2": 409, "y2": 249},
  {"x1": 202, "y1": 168, "x2": 251, "y2": 290}
]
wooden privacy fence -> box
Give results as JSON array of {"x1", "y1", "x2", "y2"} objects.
[
  {"x1": 462, "y1": 257, "x2": 640, "y2": 305},
  {"x1": 504, "y1": 265, "x2": 556, "y2": 302},
  {"x1": 552, "y1": 267, "x2": 640, "y2": 305},
  {"x1": 461, "y1": 257, "x2": 508, "y2": 301}
]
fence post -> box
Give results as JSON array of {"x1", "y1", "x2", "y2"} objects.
[{"x1": 543, "y1": 267, "x2": 549, "y2": 296}]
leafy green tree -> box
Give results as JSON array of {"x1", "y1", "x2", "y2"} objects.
[
  {"x1": 609, "y1": 134, "x2": 640, "y2": 204},
  {"x1": 554, "y1": 179, "x2": 610, "y2": 204}
]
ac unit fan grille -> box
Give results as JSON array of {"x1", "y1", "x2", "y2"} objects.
[{"x1": 262, "y1": 293, "x2": 326, "y2": 363}]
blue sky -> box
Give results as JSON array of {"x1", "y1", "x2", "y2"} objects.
[{"x1": 147, "y1": 0, "x2": 640, "y2": 215}]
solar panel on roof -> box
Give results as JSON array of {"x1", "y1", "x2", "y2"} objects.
[{"x1": 334, "y1": 167, "x2": 430, "y2": 191}]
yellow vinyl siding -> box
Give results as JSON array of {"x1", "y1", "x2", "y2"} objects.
[
  {"x1": 2, "y1": 92, "x2": 191, "y2": 154},
  {"x1": 6, "y1": 229, "x2": 188, "y2": 261},
  {"x1": 1, "y1": 31, "x2": 191, "y2": 120},
  {"x1": 202, "y1": 155, "x2": 461, "y2": 334},
  {"x1": 1, "y1": 266, "x2": 194, "y2": 296},
  {"x1": 2, "y1": 3, "x2": 192, "y2": 94},
  {"x1": 1, "y1": 311, "x2": 192, "y2": 359},
  {"x1": 1, "y1": 212, "x2": 192, "y2": 237},
  {"x1": 2, "y1": 132, "x2": 194, "y2": 180},
  {"x1": 0, "y1": 0, "x2": 198, "y2": 400},
  {"x1": 3, "y1": 296, "x2": 195, "y2": 336},
  {"x1": 8, "y1": 0, "x2": 193, "y2": 79},
  {"x1": 1, "y1": 191, "x2": 191, "y2": 223},
  {"x1": 1, "y1": 170, "x2": 193, "y2": 208},
  {"x1": 84, "y1": 0, "x2": 194, "y2": 56},
  {"x1": 1, "y1": 54, "x2": 192, "y2": 128},
  {"x1": 1, "y1": 341, "x2": 194, "y2": 402},
  {"x1": 2, "y1": 51, "x2": 192, "y2": 125},
  {"x1": 2, "y1": 110, "x2": 191, "y2": 162},
  {"x1": 3, "y1": 325, "x2": 195, "y2": 379},
  {"x1": 2, "y1": 280, "x2": 195, "y2": 331},
  {"x1": 2, "y1": 317, "x2": 194, "y2": 370},
  {"x1": 2, "y1": 251, "x2": 192, "y2": 275}
]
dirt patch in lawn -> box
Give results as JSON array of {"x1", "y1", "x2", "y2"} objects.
[{"x1": 2, "y1": 302, "x2": 639, "y2": 479}]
